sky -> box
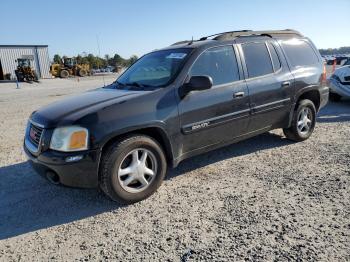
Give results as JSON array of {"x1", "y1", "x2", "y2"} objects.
[{"x1": 1, "y1": 0, "x2": 349, "y2": 59}]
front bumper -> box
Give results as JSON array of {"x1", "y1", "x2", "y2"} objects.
[
  {"x1": 24, "y1": 143, "x2": 101, "y2": 188},
  {"x1": 328, "y1": 79, "x2": 350, "y2": 98}
]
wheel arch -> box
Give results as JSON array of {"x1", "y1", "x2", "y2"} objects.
[
  {"x1": 296, "y1": 89, "x2": 320, "y2": 111},
  {"x1": 288, "y1": 86, "x2": 321, "y2": 127},
  {"x1": 99, "y1": 126, "x2": 175, "y2": 169}
]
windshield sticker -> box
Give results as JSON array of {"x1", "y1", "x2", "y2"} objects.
[{"x1": 166, "y1": 53, "x2": 187, "y2": 59}]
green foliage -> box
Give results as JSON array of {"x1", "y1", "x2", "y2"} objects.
[
  {"x1": 319, "y1": 47, "x2": 350, "y2": 55},
  {"x1": 53, "y1": 54, "x2": 62, "y2": 64},
  {"x1": 52, "y1": 53, "x2": 138, "y2": 69}
]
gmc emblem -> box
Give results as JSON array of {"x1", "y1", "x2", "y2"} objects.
[{"x1": 30, "y1": 127, "x2": 37, "y2": 141}]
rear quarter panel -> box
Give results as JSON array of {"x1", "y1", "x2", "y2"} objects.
[{"x1": 278, "y1": 37, "x2": 324, "y2": 104}]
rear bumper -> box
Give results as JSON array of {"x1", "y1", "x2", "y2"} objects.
[{"x1": 24, "y1": 144, "x2": 101, "y2": 188}]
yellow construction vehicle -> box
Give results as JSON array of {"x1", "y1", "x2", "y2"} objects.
[
  {"x1": 50, "y1": 57, "x2": 90, "y2": 78},
  {"x1": 15, "y1": 58, "x2": 39, "y2": 83}
]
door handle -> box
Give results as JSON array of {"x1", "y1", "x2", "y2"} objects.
[
  {"x1": 282, "y1": 81, "x2": 291, "y2": 87},
  {"x1": 233, "y1": 91, "x2": 245, "y2": 98}
]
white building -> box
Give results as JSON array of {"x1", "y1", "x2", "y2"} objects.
[{"x1": 0, "y1": 45, "x2": 51, "y2": 80}]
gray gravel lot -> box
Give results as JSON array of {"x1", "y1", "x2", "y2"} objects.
[{"x1": 0, "y1": 77, "x2": 349, "y2": 261}]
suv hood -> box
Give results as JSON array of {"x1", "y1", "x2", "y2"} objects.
[{"x1": 31, "y1": 87, "x2": 144, "y2": 128}]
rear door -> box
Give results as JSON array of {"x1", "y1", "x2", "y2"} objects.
[
  {"x1": 178, "y1": 45, "x2": 250, "y2": 154},
  {"x1": 238, "y1": 39, "x2": 294, "y2": 131}
]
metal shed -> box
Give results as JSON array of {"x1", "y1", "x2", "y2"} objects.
[{"x1": 0, "y1": 45, "x2": 51, "y2": 80}]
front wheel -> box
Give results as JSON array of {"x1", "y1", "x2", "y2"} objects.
[
  {"x1": 99, "y1": 135, "x2": 167, "y2": 203},
  {"x1": 60, "y1": 70, "x2": 69, "y2": 78},
  {"x1": 283, "y1": 99, "x2": 316, "y2": 142}
]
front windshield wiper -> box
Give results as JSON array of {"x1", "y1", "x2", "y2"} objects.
[
  {"x1": 112, "y1": 81, "x2": 161, "y2": 90},
  {"x1": 124, "y1": 82, "x2": 144, "y2": 87},
  {"x1": 124, "y1": 82, "x2": 161, "y2": 88},
  {"x1": 115, "y1": 80, "x2": 126, "y2": 86}
]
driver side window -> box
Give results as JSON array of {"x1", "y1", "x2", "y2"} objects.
[{"x1": 190, "y1": 46, "x2": 240, "y2": 86}]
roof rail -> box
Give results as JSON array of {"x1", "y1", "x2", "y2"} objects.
[
  {"x1": 171, "y1": 30, "x2": 253, "y2": 46},
  {"x1": 171, "y1": 40, "x2": 193, "y2": 46},
  {"x1": 171, "y1": 29, "x2": 303, "y2": 46},
  {"x1": 213, "y1": 29, "x2": 303, "y2": 41},
  {"x1": 199, "y1": 30, "x2": 252, "y2": 41}
]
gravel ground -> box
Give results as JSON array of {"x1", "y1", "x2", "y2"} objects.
[{"x1": 0, "y1": 77, "x2": 349, "y2": 261}]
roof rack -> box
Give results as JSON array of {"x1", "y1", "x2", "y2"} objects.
[
  {"x1": 213, "y1": 29, "x2": 303, "y2": 41},
  {"x1": 199, "y1": 30, "x2": 252, "y2": 41},
  {"x1": 171, "y1": 29, "x2": 303, "y2": 46}
]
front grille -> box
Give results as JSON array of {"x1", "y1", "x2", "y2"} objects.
[{"x1": 29, "y1": 123, "x2": 43, "y2": 147}]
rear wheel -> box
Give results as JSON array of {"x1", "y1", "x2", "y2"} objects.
[
  {"x1": 329, "y1": 92, "x2": 342, "y2": 102},
  {"x1": 60, "y1": 70, "x2": 69, "y2": 78},
  {"x1": 78, "y1": 69, "x2": 88, "y2": 77},
  {"x1": 100, "y1": 135, "x2": 167, "y2": 203},
  {"x1": 33, "y1": 72, "x2": 39, "y2": 82},
  {"x1": 283, "y1": 99, "x2": 316, "y2": 142}
]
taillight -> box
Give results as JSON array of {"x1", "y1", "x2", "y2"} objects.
[{"x1": 321, "y1": 63, "x2": 327, "y2": 85}]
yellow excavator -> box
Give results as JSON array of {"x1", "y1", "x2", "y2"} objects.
[
  {"x1": 15, "y1": 58, "x2": 39, "y2": 83},
  {"x1": 50, "y1": 57, "x2": 90, "y2": 78}
]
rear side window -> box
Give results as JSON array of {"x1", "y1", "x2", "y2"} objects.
[
  {"x1": 281, "y1": 39, "x2": 319, "y2": 67},
  {"x1": 242, "y1": 42, "x2": 274, "y2": 78},
  {"x1": 190, "y1": 46, "x2": 240, "y2": 86},
  {"x1": 267, "y1": 42, "x2": 281, "y2": 71}
]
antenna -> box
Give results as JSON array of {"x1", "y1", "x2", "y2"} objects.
[
  {"x1": 96, "y1": 35, "x2": 106, "y2": 87},
  {"x1": 188, "y1": 36, "x2": 194, "y2": 45}
]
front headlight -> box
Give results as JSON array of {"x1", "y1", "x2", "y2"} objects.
[{"x1": 50, "y1": 126, "x2": 89, "y2": 152}]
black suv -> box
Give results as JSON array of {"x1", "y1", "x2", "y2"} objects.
[{"x1": 24, "y1": 30, "x2": 329, "y2": 203}]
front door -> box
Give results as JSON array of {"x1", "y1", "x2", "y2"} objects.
[{"x1": 178, "y1": 45, "x2": 250, "y2": 154}]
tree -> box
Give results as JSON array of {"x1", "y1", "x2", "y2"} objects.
[
  {"x1": 53, "y1": 54, "x2": 61, "y2": 64},
  {"x1": 76, "y1": 55, "x2": 83, "y2": 64},
  {"x1": 128, "y1": 55, "x2": 138, "y2": 66},
  {"x1": 51, "y1": 52, "x2": 138, "y2": 69},
  {"x1": 111, "y1": 53, "x2": 124, "y2": 67},
  {"x1": 319, "y1": 46, "x2": 350, "y2": 56}
]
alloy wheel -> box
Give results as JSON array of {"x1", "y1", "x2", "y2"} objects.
[
  {"x1": 297, "y1": 107, "x2": 313, "y2": 135},
  {"x1": 116, "y1": 148, "x2": 157, "y2": 193}
]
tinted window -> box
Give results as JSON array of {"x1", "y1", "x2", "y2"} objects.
[
  {"x1": 242, "y1": 42, "x2": 274, "y2": 78},
  {"x1": 267, "y1": 42, "x2": 281, "y2": 71},
  {"x1": 281, "y1": 39, "x2": 319, "y2": 67},
  {"x1": 190, "y1": 46, "x2": 239, "y2": 86}
]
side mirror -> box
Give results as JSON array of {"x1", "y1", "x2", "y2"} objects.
[{"x1": 180, "y1": 75, "x2": 213, "y2": 97}]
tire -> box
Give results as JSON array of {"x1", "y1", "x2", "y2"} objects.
[
  {"x1": 15, "y1": 70, "x2": 24, "y2": 82},
  {"x1": 283, "y1": 99, "x2": 316, "y2": 142},
  {"x1": 329, "y1": 92, "x2": 342, "y2": 102},
  {"x1": 33, "y1": 72, "x2": 39, "y2": 82},
  {"x1": 78, "y1": 69, "x2": 88, "y2": 77},
  {"x1": 60, "y1": 70, "x2": 69, "y2": 78},
  {"x1": 100, "y1": 135, "x2": 167, "y2": 203}
]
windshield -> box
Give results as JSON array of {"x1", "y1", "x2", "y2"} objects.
[
  {"x1": 115, "y1": 48, "x2": 192, "y2": 89},
  {"x1": 18, "y1": 59, "x2": 30, "y2": 67}
]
